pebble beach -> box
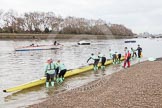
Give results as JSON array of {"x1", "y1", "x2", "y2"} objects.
[{"x1": 29, "y1": 59, "x2": 162, "y2": 108}]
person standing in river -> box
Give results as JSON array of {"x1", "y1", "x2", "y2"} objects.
[
  {"x1": 136, "y1": 45, "x2": 142, "y2": 62},
  {"x1": 44, "y1": 58, "x2": 56, "y2": 88},
  {"x1": 136, "y1": 45, "x2": 142, "y2": 58}
]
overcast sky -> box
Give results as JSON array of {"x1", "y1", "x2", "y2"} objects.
[{"x1": 0, "y1": 0, "x2": 162, "y2": 34}]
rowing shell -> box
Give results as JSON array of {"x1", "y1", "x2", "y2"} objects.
[
  {"x1": 3, "y1": 57, "x2": 124, "y2": 93},
  {"x1": 15, "y1": 45, "x2": 61, "y2": 51}
]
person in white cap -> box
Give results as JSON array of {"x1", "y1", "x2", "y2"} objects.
[{"x1": 44, "y1": 57, "x2": 56, "y2": 88}]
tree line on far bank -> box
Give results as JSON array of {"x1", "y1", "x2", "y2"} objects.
[{"x1": 0, "y1": 10, "x2": 134, "y2": 36}]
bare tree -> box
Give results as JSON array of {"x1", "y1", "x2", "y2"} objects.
[
  {"x1": 0, "y1": 10, "x2": 3, "y2": 32},
  {"x1": 14, "y1": 17, "x2": 26, "y2": 33},
  {"x1": 0, "y1": 10, "x2": 134, "y2": 35},
  {"x1": 0, "y1": 10, "x2": 3, "y2": 19},
  {"x1": 48, "y1": 13, "x2": 63, "y2": 33},
  {"x1": 109, "y1": 24, "x2": 133, "y2": 36},
  {"x1": 24, "y1": 12, "x2": 33, "y2": 32},
  {"x1": 28, "y1": 12, "x2": 42, "y2": 32},
  {"x1": 2, "y1": 10, "x2": 18, "y2": 33}
]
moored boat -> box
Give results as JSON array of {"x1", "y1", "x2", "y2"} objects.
[
  {"x1": 124, "y1": 40, "x2": 136, "y2": 43},
  {"x1": 78, "y1": 40, "x2": 91, "y2": 45}
]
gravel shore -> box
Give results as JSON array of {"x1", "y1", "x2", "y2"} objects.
[{"x1": 29, "y1": 60, "x2": 162, "y2": 108}]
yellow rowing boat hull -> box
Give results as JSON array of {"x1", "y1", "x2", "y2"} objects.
[{"x1": 3, "y1": 58, "x2": 124, "y2": 93}]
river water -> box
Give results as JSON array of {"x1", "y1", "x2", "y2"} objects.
[{"x1": 0, "y1": 38, "x2": 162, "y2": 108}]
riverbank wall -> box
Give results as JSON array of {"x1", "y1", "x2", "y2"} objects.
[{"x1": 0, "y1": 33, "x2": 134, "y2": 39}]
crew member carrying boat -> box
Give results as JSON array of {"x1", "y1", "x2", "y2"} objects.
[
  {"x1": 57, "y1": 60, "x2": 67, "y2": 83},
  {"x1": 87, "y1": 53, "x2": 100, "y2": 71},
  {"x1": 109, "y1": 49, "x2": 117, "y2": 64},
  {"x1": 98, "y1": 52, "x2": 106, "y2": 71},
  {"x1": 54, "y1": 61, "x2": 60, "y2": 83},
  {"x1": 131, "y1": 47, "x2": 137, "y2": 59},
  {"x1": 44, "y1": 58, "x2": 56, "y2": 88},
  {"x1": 123, "y1": 47, "x2": 131, "y2": 68},
  {"x1": 115, "y1": 52, "x2": 122, "y2": 64}
]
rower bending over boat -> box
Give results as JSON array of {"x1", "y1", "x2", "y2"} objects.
[
  {"x1": 115, "y1": 52, "x2": 122, "y2": 64},
  {"x1": 57, "y1": 60, "x2": 67, "y2": 83},
  {"x1": 44, "y1": 58, "x2": 56, "y2": 88},
  {"x1": 87, "y1": 53, "x2": 100, "y2": 71},
  {"x1": 98, "y1": 52, "x2": 106, "y2": 71},
  {"x1": 109, "y1": 49, "x2": 117, "y2": 64}
]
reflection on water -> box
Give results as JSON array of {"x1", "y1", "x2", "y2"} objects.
[{"x1": 0, "y1": 38, "x2": 162, "y2": 108}]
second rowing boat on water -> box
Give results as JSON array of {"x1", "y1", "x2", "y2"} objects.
[{"x1": 15, "y1": 45, "x2": 62, "y2": 51}]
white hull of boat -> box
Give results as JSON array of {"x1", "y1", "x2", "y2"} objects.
[{"x1": 15, "y1": 45, "x2": 61, "y2": 51}]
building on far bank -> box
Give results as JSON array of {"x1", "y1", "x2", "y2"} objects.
[{"x1": 135, "y1": 32, "x2": 162, "y2": 38}]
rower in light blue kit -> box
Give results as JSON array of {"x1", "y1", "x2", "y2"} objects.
[
  {"x1": 109, "y1": 49, "x2": 116, "y2": 64},
  {"x1": 58, "y1": 60, "x2": 67, "y2": 83},
  {"x1": 115, "y1": 52, "x2": 122, "y2": 64},
  {"x1": 44, "y1": 58, "x2": 56, "y2": 88},
  {"x1": 130, "y1": 47, "x2": 137, "y2": 60},
  {"x1": 87, "y1": 53, "x2": 100, "y2": 71},
  {"x1": 54, "y1": 60, "x2": 60, "y2": 83},
  {"x1": 98, "y1": 52, "x2": 106, "y2": 71}
]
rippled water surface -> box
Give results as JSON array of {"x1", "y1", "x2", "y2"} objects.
[{"x1": 0, "y1": 38, "x2": 162, "y2": 108}]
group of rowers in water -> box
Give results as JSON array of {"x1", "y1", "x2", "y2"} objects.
[
  {"x1": 87, "y1": 44, "x2": 142, "y2": 71},
  {"x1": 44, "y1": 44, "x2": 142, "y2": 88},
  {"x1": 44, "y1": 59, "x2": 67, "y2": 88}
]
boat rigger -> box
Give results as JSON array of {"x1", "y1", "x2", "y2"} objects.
[{"x1": 3, "y1": 57, "x2": 124, "y2": 93}]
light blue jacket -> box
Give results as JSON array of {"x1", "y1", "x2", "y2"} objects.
[
  {"x1": 98, "y1": 53, "x2": 103, "y2": 58},
  {"x1": 44, "y1": 63, "x2": 56, "y2": 74},
  {"x1": 87, "y1": 55, "x2": 99, "y2": 62},
  {"x1": 58, "y1": 63, "x2": 66, "y2": 71},
  {"x1": 109, "y1": 51, "x2": 115, "y2": 59}
]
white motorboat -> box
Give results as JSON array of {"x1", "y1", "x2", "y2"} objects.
[{"x1": 78, "y1": 40, "x2": 91, "y2": 45}]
